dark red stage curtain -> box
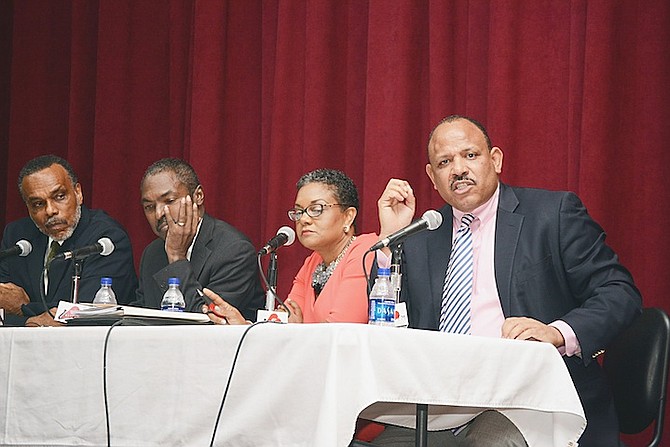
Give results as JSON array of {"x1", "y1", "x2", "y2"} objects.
[{"x1": 1, "y1": 1, "x2": 669, "y2": 444}]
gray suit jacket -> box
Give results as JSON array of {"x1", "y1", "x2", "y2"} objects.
[
  {"x1": 134, "y1": 213, "x2": 264, "y2": 319},
  {"x1": 398, "y1": 183, "x2": 641, "y2": 446}
]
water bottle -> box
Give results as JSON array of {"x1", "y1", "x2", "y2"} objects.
[
  {"x1": 161, "y1": 277, "x2": 186, "y2": 312},
  {"x1": 368, "y1": 268, "x2": 395, "y2": 326},
  {"x1": 93, "y1": 277, "x2": 117, "y2": 305}
]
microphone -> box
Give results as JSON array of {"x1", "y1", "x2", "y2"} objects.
[
  {"x1": 52, "y1": 237, "x2": 115, "y2": 261},
  {"x1": 258, "y1": 226, "x2": 296, "y2": 255},
  {"x1": 0, "y1": 240, "x2": 33, "y2": 260},
  {"x1": 368, "y1": 210, "x2": 443, "y2": 251}
]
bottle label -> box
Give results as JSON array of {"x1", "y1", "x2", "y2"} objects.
[
  {"x1": 369, "y1": 298, "x2": 396, "y2": 325},
  {"x1": 161, "y1": 306, "x2": 185, "y2": 312}
]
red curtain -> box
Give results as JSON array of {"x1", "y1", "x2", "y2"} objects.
[{"x1": 2, "y1": 1, "x2": 669, "y2": 444}]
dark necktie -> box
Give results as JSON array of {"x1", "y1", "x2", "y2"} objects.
[{"x1": 46, "y1": 240, "x2": 60, "y2": 266}]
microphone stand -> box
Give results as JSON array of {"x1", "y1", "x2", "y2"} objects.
[
  {"x1": 390, "y1": 243, "x2": 403, "y2": 303},
  {"x1": 265, "y1": 252, "x2": 278, "y2": 311},
  {"x1": 71, "y1": 258, "x2": 83, "y2": 304}
]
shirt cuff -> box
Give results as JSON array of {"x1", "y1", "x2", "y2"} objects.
[
  {"x1": 376, "y1": 250, "x2": 391, "y2": 269},
  {"x1": 550, "y1": 320, "x2": 582, "y2": 357}
]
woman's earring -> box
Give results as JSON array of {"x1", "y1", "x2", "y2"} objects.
[{"x1": 343, "y1": 225, "x2": 350, "y2": 234}]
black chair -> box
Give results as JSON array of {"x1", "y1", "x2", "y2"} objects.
[
  {"x1": 603, "y1": 307, "x2": 670, "y2": 447},
  {"x1": 349, "y1": 404, "x2": 429, "y2": 447}
]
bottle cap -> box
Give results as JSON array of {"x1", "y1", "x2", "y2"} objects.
[
  {"x1": 101, "y1": 277, "x2": 112, "y2": 286},
  {"x1": 378, "y1": 268, "x2": 391, "y2": 277},
  {"x1": 168, "y1": 277, "x2": 181, "y2": 286}
]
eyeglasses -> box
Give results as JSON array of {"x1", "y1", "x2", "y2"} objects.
[{"x1": 287, "y1": 203, "x2": 342, "y2": 222}]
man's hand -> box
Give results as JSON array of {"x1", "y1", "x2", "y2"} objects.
[
  {"x1": 377, "y1": 179, "x2": 416, "y2": 255},
  {"x1": 25, "y1": 308, "x2": 63, "y2": 327},
  {"x1": 501, "y1": 317, "x2": 565, "y2": 348},
  {"x1": 0, "y1": 282, "x2": 30, "y2": 315},
  {"x1": 164, "y1": 195, "x2": 200, "y2": 263}
]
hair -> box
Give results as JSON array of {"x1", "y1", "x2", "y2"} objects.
[
  {"x1": 18, "y1": 155, "x2": 78, "y2": 198},
  {"x1": 141, "y1": 158, "x2": 201, "y2": 195},
  {"x1": 427, "y1": 114, "x2": 493, "y2": 152},
  {"x1": 296, "y1": 168, "x2": 360, "y2": 227}
]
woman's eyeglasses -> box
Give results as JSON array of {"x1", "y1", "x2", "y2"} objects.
[{"x1": 287, "y1": 203, "x2": 341, "y2": 222}]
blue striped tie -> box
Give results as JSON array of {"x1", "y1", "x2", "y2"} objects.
[{"x1": 439, "y1": 213, "x2": 475, "y2": 333}]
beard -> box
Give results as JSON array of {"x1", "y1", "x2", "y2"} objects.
[{"x1": 37, "y1": 205, "x2": 82, "y2": 242}]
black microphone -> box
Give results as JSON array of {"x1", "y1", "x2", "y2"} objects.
[
  {"x1": 52, "y1": 237, "x2": 115, "y2": 261},
  {"x1": 0, "y1": 240, "x2": 33, "y2": 260},
  {"x1": 368, "y1": 210, "x2": 443, "y2": 251},
  {"x1": 258, "y1": 226, "x2": 296, "y2": 256}
]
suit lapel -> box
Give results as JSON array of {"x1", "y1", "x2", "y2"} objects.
[
  {"x1": 189, "y1": 214, "x2": 214, "y2": 279},
  {"x1": 28, "y1": 235, "x2": 49, "y2": 298},
  {"x1": 427, "y1": 206, "x2": 454, "y2": 318},
  {"x1": 494, "y1": 184, "x2": 522, "y2": 317}
]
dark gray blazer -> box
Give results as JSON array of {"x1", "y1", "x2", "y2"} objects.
[
  {"x1": 134, "y1": 213, "x2": 264, "y2": 320},
  {"x1": 399, "y1": 182, "x2": 641, "y2": 447}
]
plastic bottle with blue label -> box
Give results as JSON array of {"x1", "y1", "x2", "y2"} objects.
[
  {"x1": 368, "y1": 268, "x2": 395, "y2": 326},
  {"x1": 93, "y1": 277, "x2": 117, "y2": 305},
  {"x1": 161, "y1": 277, "x2": 186, "y2": 312}
]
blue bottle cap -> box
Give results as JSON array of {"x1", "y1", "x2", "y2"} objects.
[
  {"x1": 168, "y1": 277, "x2": 181, "y2": 286},
  {"x1": 378, "y1": 268, "x2": 391, "y2": 277},
  {"x1": 101, "y1": 277, "x2": 112, "y2": 286}
]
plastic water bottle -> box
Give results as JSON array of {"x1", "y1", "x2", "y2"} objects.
[
  {"x1": 368, "y1": 268, "x2": 395, "y2": 326},
  {"x1": 161, "y1": 277, "x2": 186, "y2": 312},
  {"x1": 93, "y1": 277, "x2": 117, "y2": 305}
]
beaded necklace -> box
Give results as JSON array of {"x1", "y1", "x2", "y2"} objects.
[{"x1": 311, "y1": 235, "x2": 356, "y2": 297}]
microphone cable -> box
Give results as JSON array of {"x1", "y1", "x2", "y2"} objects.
[
  {"x1": 39, "y1": 266, "x2": 56, "y2": 319},
  {"x1": 209, "y1": 320, "x2": 273, "y2": 446},
  {"x1": 362, "y1": 250, "x2": 373, "y2": 297},
  {"x1": 102, "y1": 320, "x2": 125, "y2": 447},
  {"x1": 101, "y1": 318, "x2": 167, "y2": 447}
]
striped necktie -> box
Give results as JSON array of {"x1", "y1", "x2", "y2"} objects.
[{"x1": 439, "y1": 213, "x2": 475, "y2": 333}]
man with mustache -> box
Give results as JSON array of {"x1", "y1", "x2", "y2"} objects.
[
  {"x1": 371, "y1": 115, "x2": 641, "y2": 446},
  {"x1": 0, "y1": 155, "x2": 137, "y2": 326},
  {"x1": 133, "y1": 158, "x2": 263, "y2": 318}
]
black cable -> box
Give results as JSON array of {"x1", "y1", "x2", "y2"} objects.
[
  {"x1": 256, "y1": 254, "x2": 291, "y2": 319},
  {"x1": 362, "y1": 250, "x2": 373, "y2": 296},
  {"x1": 209, "y1": 321, "x2": 272, "y2": 446},
  {"x1": 39, "y1": 266, "x2": 56, "y2": 319},
  {"x1": 102, "y1": 320, "x2": 125, "y2": 447}
]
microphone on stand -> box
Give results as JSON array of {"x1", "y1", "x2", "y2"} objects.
[
  {"x1": 46, "y1": 237, "x2": 114, "y2": 304},
  {"x1": 257, "y1": 227, "x2": 296, "y2": 323},
  {"x1": 0, "y1": 240, "x2": 32, "y2": 260},
  {"x1": 368, "y1": 210, "x2": 443, "y2": 252},
  {"x1": 51, "y1": 237, "x2": 115, "y2": 262},
  {"x1": 258, "y1": 226, "x2": 296, "y2": 256}
]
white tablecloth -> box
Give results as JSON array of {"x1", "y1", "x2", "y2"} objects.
[{"x1": 0, "y1": 323, "x2": 585, "y2": 446}]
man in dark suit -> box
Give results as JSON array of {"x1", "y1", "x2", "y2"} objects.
[
  {"x1": 373, "y1": 116, "x2": 641, "y2": 446},
  {"x1": 133, "y1": 158, "x2": 263, "y2": 319},
  {"x1": 0, "y1": 155, "x2": 137, "y2": 326}
]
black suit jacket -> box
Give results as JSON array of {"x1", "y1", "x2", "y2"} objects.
[
  {"x1": 0, "y1": 205, "x2": 138, "y2": 325},
  {"x1": 399, "y1": 183, "x2": 641, "y2": 447},
  {"x1": 133, "y1": 213, "x2": 264, "y2": 319}
]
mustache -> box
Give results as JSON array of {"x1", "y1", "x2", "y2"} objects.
[
  {"x1": 45, "y1": 216, "x2": 68, "y2": 228},
  {"x1": 450, "y1": 175, "x2": 475, "y2": 188},
  {"x1": 156, "y1": 216, "x2": 167, "y2": 233}
]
